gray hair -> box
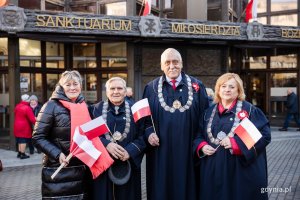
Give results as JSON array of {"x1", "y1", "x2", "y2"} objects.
[
  {"x1": 21, "y1": 94, "x2": 30, "y2": 102},
  {"x1": 59, "y1": 70, "x2": 82, "y2": 86},
  {"x1": 105, "y1": 77, "x2": 127, "y2": 90},
  {"x1": 161, "y1": 48, "x2": 182, "y2": 64}
]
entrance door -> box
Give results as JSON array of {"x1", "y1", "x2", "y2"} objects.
[{"x1": 246, "y1": 73, "x2": 267, "y2": 113}]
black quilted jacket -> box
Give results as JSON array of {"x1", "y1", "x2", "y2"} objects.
[{"x1": 32, "y1": 85, "x2": 92, "y2": 199}]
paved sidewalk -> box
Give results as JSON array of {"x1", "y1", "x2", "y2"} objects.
[{"x1": 0, "y1": 127, "x2": 299, "y2": 199}]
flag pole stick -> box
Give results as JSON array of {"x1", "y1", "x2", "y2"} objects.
[
  {"x1": 150, "y1": 115, "x2": 157, "y2": 135},
  {"x1": 139, "y1": 0, "x2": 145, "y2": 16},
  {"x1": 51, "y1": 145, "x2": 79, "y2": 180}
]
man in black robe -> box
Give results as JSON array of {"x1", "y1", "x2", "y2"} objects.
[
  {"x1": 90, "y1": 77, "x2": 146, "y2": 200},
  {"x1": 143, "y1": 48, "x2": 209, "y2": 200}
]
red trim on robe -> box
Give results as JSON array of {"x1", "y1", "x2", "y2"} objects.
[
  {"x1": 218, "y1": 99, "x2": 237, "y2": 114},
  {"x1": 197, "y1": 141, "x2": 208, "y2": 157}
]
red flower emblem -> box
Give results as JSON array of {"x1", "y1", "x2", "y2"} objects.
[
  {"x1": 237, "y1": 110, "x2": 249, "y2": 120},
  {"x1": 192, "y1": 83, "x2": 200, "y2": 92}
]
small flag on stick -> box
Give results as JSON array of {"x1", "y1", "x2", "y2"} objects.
[
  {"x1": 234, "y1": 117, "x2": 262, "y2": 150},
  {"x1": 80, "y1": 116, "x2": 110, "y2": 140},
  {"x1": 131, "y1": 98, "x2": 152, "y2": 122}
]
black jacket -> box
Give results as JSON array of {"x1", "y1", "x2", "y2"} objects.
[
  {"x1": 32, "y1": 85, "x2": 92, "y2": 199},
  {"x1": 286, "y1": 92, "x2": 299, "y2": 114}
]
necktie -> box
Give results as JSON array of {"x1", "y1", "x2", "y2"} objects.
[{"x1": 171, "y1": 79, "x2": 176, "y2": 90}]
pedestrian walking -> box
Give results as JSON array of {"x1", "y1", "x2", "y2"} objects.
[{"x1": 279, "y1": 88, "x2": 300, "y2": 131}]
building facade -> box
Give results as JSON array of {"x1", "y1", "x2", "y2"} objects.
[{"x1": 0, "y1": 0, "x2": 299, "y2": 149}]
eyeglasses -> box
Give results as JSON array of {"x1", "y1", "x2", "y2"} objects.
[{"x1": 164, "y1": 60, "x2": 180, "y2": 66}]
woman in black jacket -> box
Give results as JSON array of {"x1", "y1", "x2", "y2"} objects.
[{"x1": 32, "y1": 70, "x2": 92, "y2": 199}]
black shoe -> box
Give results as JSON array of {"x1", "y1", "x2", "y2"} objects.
[
  {"x1": 30, "y1": 150, "x2": 34, "y2": 155},
  {"x1": 17, "y1": 152, "x2": 21, "y2": 158},
  {"x1": 297, "y1": 128, "x2": 300, "y2": 131},
  {"x1": 20, "y1": 153, "x2": 30, "y2": 159},
  {"x1": 279, "y1": 128, "x2": 288, "y2": 131}
]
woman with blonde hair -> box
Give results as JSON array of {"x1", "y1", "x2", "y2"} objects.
[
  {"x1": 33, "y1": 70, "x2": 99, "y2": 199},
  {"x1": 195, "y1": 73, "x2": 271, "y2": 200}
]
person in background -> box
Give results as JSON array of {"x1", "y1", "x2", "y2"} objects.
[
  {"x1": 279, "y1": 88, "x2": 300, "y2": 131},
  {"x1": 143, "y1": 48, "x2": 209, "y2": 200},
  {"x1": 196, "y1": 73, "x2": 271, "y2": 200},
  {"x1": 89, "y1": 77, "x2": 146, "y2": 200},
  {"x1": 206, "y1": 88, "x2": 215, "y2": 106},
  {"x1": 32, "y1": 70, "x2": 92, "y2": 199},
  {"x1": 14, "y1": 94, "x2": 36, "y2": 159},
  {"x1": 29, "y1": 95, "x2": 42, "y2": 154},
  {"x1": 125, "y1": 86, "x2": 135, "y2": 104}
]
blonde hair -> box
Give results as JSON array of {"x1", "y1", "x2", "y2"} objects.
[
  {"x1": 59, "y1": 70, "x2": 82, "y2": 86},
  {"x1": 105, "y1": 77, "x2": 127, "y2": 90},
  {"x1": 214, "y1": 73, "x2": 245, "y2": 103}
]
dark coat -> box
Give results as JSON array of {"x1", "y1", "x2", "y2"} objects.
[
  {"x1": 286, "y1": 92, "x2": 299, "y2": 114},
  {"x1": 32, "y1": 86, "x2": 92, "y2": 199},
  {"x1": 143, "y1": 73, "x2": 209, "y2": 200},
  {"x1": 198, "y1": 101, "x2": 271, "y2": 200},
  {"x1": 89, "y1": 100, "x2": 146, "y2": 200}
]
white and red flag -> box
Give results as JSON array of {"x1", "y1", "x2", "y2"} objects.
[
  {"x1": 234, "y1": 117, "x2": 262, "y2": 150},
  {"x1": 142, "y1": 0, "x2": 152, "y2": 16},
  {"x1": 79, "y1": 116, "x2": 109, "y2": 140},
  {"x1": 52, "y1": 101, "x2": 114, "y2": 180},
  {"x1": 72, "y1": 126, "x2": 102, "y2": 168},
  {"x1": 245, "y1": 0, "x2": 257, "y2": 23},
  {"x1": 131, "y1": 98, "x2": 152, "y2": 122}
]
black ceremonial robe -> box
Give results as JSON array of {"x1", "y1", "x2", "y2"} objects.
[
  {"x1": 90, "y1": 101, "x2": 146, "y2": 200},
  {"x1": 198, "y1": 101, "x2": 271, "y2": 200},
  {"x1": 143, "y1": 73, "x2": 209, "y2": 200}
]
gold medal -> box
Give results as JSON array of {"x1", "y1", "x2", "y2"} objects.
[
  {"x1": 112, "y1": 131, "x2": 122, "y2": 141},
  {"x1": 173, "y1": 100, "x2": 181, "y2": 109}
]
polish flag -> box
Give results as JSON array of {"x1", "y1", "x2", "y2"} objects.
[
  {"x1": 245, "y1": 0, "x2": 257, "y2": 23},
  {"x1": 79, "y1": 116, "x2": 110, "y2": 140},
  {"x1": 234, "y1": 117, "x2": 262, "y2": 150},
  {"x1": 72, "y1": 127, "x2": 102, "y2": 168},
  {"x1": 131, "y1": 98, "x2": 151, "y2": 122},
  {"x1": 142, "y1": 0, "x2": 152, "y2": 16}
]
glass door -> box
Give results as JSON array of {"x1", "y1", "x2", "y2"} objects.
[{"x1": 246, "y1": 73, "x2": 267, "y2": 113}]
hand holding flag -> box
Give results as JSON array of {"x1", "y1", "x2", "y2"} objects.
[
  {"x1": 234, "y1": 117, "x2": 262, "y2": 150},
  {"x1": 51, "y1": 116, "x2": 113, "y2": 179}
]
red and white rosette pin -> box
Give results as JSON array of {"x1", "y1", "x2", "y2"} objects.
[
  {"x1": 192, "y1": 83, "x2": 200, "y2": 92},
  {"x1": 237, "y1": 110, "x2": 248, "y2": 120}
]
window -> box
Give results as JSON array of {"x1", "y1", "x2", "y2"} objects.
[
  {"x1": 249, "y1": 56, "x2": 267, "y2": 69},
  {"x1": 46, "y1": 42, "x2": 64, "y2": 69},
  {"x1": 101, "y1": 42, "x2": 127, "y2": 68},
  {"x1": 257, "y1": 0, "x2": 267, "y2": 13},
  {"x1": 20, "y1": 73, "x2": 42, "y2": 98},
  {"x1": 82, "y1": 74, "x2": 98, "y2": 103},
  {"x1": 105, "y1": 2, "x2": 126, "y2": 16},
  {"x1": 19, "y1": 39, "x2": 41, "y2": 68},
  {"x1": 0, "y1": 38, "x2": 8, "y2": 67},
  {"x1": 271, "y1": 0, "x2": 297, "y2": 12},
  {"x1": 73, "y1": 43, "x2": 96, "y2": 69},
  {"x1": 270, "y1": 14, "x2": 297, "y2": 26},
  {"x1": 46, "y1": 74, "x2": 59, "y2": 99},
  {"x1": 257, "y1": 17, "x2": 267, "y2": 24},
  {"x1": 270, "y1": 54, "x2": 297, "y2": 69}
]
